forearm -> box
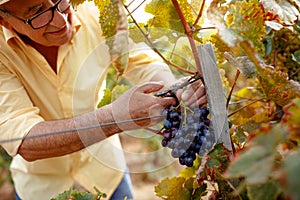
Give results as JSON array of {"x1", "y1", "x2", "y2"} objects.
[{"x1": 18, "y1": 104, "x2": 121, "y2": 162}]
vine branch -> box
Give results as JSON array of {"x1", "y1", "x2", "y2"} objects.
[
  {"x1": 123, "y1": 2, "x2": 195, "y2": 75},
  {"x1": 171, "y1": 0, "x2": 203, "y2": 77},
  {"x1": 193, "y1": 0, "x2": 206, "y2": 27}
]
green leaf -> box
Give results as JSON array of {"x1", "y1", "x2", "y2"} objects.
[
  {"x1": 111, "y1": 84, "x2": 130, "y2": 102},
  {"x1": 250, "y1": 125, "x2": 287, "y2": 151},
  {"x1": 292, "y1": 50, "x2": 300, "y2": 64},
  {"x1": 97, "y1": 88, "x2": 112, "y2": 108},
  {"x1": 257, "y1": 67, "x2": 300, "y2": 106},
  {"x1": 225, "y1": 146, "x2": 274, "y2": 184},
  {"x1": 206, "y1": 143, "x2": 231, "y2": 173},
  {"x1": 196, "y1": 143, "x2": 231, "y2": 185},
  {"x1": 191, "y1": 184, "x2": 208, "y2": 200},
  {"x1": 247, "y1": 181, "x2": 282, "y2": 200},
  {"x1": 282, "y1": 98, "x2": 300, "y2": 142},
  {"x1": 208, "y1": 0, "x2": 267, "y2": 53},
  {"x1": 179, "y1": 156, "x2": 201, "y2": 178},
  {"x1": 51, "y1": 187, "x2": 106, "y2": 200},
  {"x1": 154, "y1": 177, "x2": 191, "y2": 200},
  {"x1": 262, "y1": 36, "x2": 273, "y2": 55},
  {"x1": 94, "y1": 0, "x2": 129, "y2": 77},
  {"x1": 282, "y1": 148, "x2": 300, "y2": 200},
  {"x1": 69, "y1": 0, "x2": 89, "y2": 7},
  {"x1": 226, "y1": 127, "x2": 287, "y2": 185}
]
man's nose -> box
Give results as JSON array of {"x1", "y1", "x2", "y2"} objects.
[{"x1": 49, "y1": 9, "x2": 68, "y2": 28}]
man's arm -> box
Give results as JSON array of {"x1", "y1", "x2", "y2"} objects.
[
  {"x1": 18, "y1": 82, "x2": 176, "y2": 162},
  {"x1": 18, "y1": 104, "x2": 116, "y2": 162}
]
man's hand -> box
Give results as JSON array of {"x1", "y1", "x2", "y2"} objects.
[
  {"x1": 177, "y1": 79, "x2": 207, "y2": 107},
  {"x1": 111, "y1": 82, "x2": 177, "y2": 131}
]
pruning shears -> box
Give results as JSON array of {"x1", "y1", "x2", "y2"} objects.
[{"x1": 154, "y1": 74, "x2": 203, "y2": 98}]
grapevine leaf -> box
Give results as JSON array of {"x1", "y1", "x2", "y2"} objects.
[
  {"x1": 145, "y1": 0, "x2": 172, "y2": 29},
  {"x1": 144, "y1": 0, "x2": 199, "y2": 41},
  {"x1": 247, "y1": 181, "x2": 282, "y2": 200},
  {"x1": 281, "y1": 98, "x2": 300, "y2": 142},
  {"x1": 225, "y1": 126, "x2": 287, "y2": 184},
  {"x1": 229, "y1": 87, "x2": 269, "y2": 127},
  {"x1": 224, "y1": 52, "x2": 257, "y2": 78},
  {"x1": 94, "y1": 0, "x2": 129, "y2": 77},
  {"x1": 154, "y1": 177, "x2": 191, "y2": 200},
  {"x1": 239, "y1": 40, "x2": 300, "y2": 106},
  {"x1": 97, "y1": 88, "x2": 112, "y2": 108},
  {"x1": 179, "y1": 156, "x2": 201, "y2": 178},
  {"x1": 292, "y1": 50, "x2": 300, "y2": 64},
  {"x1": 196, "y1": 143, "x2": 231, "y2": 185},
  {"x1": 205, "y1": 143, "x2": 231, "y2": 173},
  {"x1": 260, "y1": 0, "x2": 300, "y2": 25},
  {"x1": 207, "y1": 0, "x2": 241, "y2": 47},
  {"x1": 257, "y1": 68, "x2": 300, "y2": 106},
  {"x1": 51, "y1": 187, "x2": 105, "y2": 200},
  {"x1": 227, "y1": 0, "x2": 267, "y2": 53},
  {"x1": 231, "y1": 126, "x2": 249, "y2": 146},
  {"x1": 281, "y1": 148, "x2": 300, "y2": 200},
  {"x1": 225, "y1": 146, "x2": 274, "y2": 184},
  {"x1": 208, "y1": 34, "x2": 232, "y2": 63},
  {"x1": 208, "y1": 0, "x2": 266, "y2": 53},
  {"x1": 111, "y1": 84, "x2": 130, "y2": 102},
  {"x1": 262, "y1": 35, "x2": 273, "y2": 55},
  {"x1": 97, "y1": 84, "x2": 129, "y2": 108},
  {"x1": 191, "y1": 184, "x2": 208, "y2": 200},
  {"x1": 69, "y1": 0, "x2": 90, "y2": 7},
  {"x1": 264, "y1": 20, "x2": 284, "y2": 30}
]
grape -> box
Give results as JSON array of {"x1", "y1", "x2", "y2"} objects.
[
  {"x1": 159, "y1": 105, "x2": 214, "y2": 167},
  {"x1": 163, "y1": 120, "x2": 173, "y2": 129}
]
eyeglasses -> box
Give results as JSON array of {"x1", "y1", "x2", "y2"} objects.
[{"x1": 0, "y1": 0, "x2": 70, "y2": 29}]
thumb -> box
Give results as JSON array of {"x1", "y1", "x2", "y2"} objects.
[{"x1": 139, "y1": 82, "x2": 165, "y2": 94}]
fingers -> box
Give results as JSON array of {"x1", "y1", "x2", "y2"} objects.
[
  {"x1": 158, "y1": 96, "x2": 178, "y2": 108},
  {"x1": 177, "y1": 81, "x2": 207, "y2": 107},
  {"x1": 138, "y1": 82, "x2": 164, "y2": 94},
  {"x1": 188, "y1": 95, "x2": 208, "y2": 108}
]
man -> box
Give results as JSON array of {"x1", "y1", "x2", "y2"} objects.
[{"x1": 0, "y1": 0, "x2": 207, "y2": 199}]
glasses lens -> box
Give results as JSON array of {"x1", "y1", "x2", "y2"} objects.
[
  {"x1": 31, "y1": 11, "x2": 53, "y2": 29},
  {"x1": 58, "y1": 0, "x2": 70, "y2": 12},
  {"x1": 30, "y1": 0, "x2": 70, "y2": 29}
]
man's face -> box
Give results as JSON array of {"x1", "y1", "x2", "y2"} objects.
[{"x1": 0, "y1": 0, "x2": 73, "y2": 47}]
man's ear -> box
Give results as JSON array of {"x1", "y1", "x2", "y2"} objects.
[{"x1": 0, "y1": 15, "x2": 13, "y2": 30}]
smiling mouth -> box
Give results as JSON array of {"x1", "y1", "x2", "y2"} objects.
[{"x1": 47, "y1": 26, "x2": 68, "y2": 35}]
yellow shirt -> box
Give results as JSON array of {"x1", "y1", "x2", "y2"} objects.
[{"x1": 0, "y1": 3, "x2": 171, "y2": 199}]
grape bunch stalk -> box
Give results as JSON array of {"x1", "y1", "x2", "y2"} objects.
[{"x1": 159, "y1": 105, "x2": 214, "y2": 167}]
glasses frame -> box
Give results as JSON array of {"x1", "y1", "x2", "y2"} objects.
[{"x1": 0, "y1": 0, "x2": 70, "y2": 29}]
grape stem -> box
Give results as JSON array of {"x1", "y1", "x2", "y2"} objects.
[{"x1": 143, "y1": 127, "x2": 162, "y2": 135}]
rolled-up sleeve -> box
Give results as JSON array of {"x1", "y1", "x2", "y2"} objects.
[{"x1": 0, "y1": 64, "x2": 44, "y2": 156}]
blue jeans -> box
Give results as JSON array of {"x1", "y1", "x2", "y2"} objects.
[
  {"x1": 110, "y1": 172, "x2": 134, "y2": 200},
  {"x1": 15, "y1": 173, "x2": 134, "y2": 200}
]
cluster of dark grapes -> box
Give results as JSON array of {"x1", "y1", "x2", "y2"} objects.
[{"x1": 160, "y1": 105, "x2": 214, "y2": 167}]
